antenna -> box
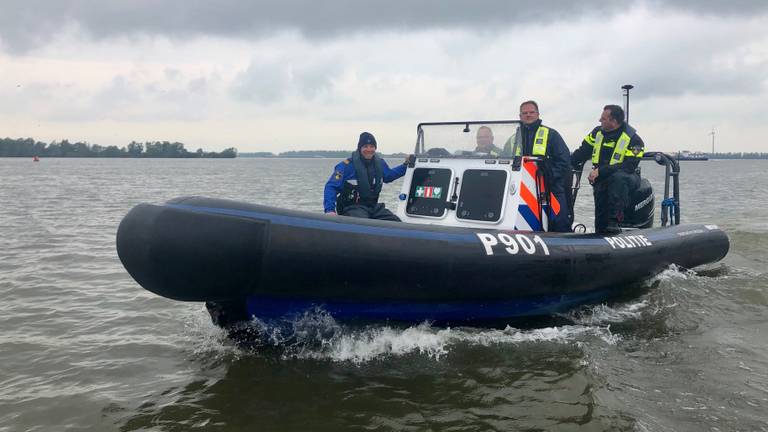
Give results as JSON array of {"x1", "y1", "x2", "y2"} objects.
[
  {"x1": 709, "y1": 127, "x2": 715, "y2": 154},
  {"x1": 621, "y1": 84, "x2": 634, "y2": 122}
]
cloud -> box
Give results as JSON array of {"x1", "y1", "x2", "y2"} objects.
[
  {"x1": 0, "y1": 67, "x2": 216, "y2": 122},
  {"x1": 654, "y1": 0, "x2": 768, "y2": 16},
  {"x1": 230, "y1": 61, "x2": 291, "y2": 104},
  {"x1": 4, "y1": 0, "x2": 767, "y2": 53},
  {"x1": 293, "y1": 61, "x2": 340, "y2": 99},
  {"x1": 229, "y1": 41, "x2": 344, "y2": 104},
  {"x1": 2, "y1": 2, "x2": 768, "y2": 153},
  {"x1": 582, "y1": 10, "x2": 768, "y2": 100}
]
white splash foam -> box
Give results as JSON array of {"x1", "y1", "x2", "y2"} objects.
[
  {"x1": 294, "y1": 320, "x2": 619, "y2": 363},
  {"x1": 320, "y1": 322, "x2": 453, "y2": 363},
  {"x1": 463, "y1": 325, "x2": 612, "y2": 345},
  {"x1": 651, "y1": 264, "x2": 696, "y2": 282},
  {"x1": 568, "y1": 301, "x2": 650, "y2": 326},
  {"x1": 181, "y1": 309, "x2": 240, "y2": 359},
  {"x1": 181, "y1": 307, "x2": 621, "y2": 364}
]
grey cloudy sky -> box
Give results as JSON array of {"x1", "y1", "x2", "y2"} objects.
[{"x1": 1, "y1": 0, "x2": 767, "y2": 153}]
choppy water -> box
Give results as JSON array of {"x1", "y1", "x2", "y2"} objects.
[{"x1": 1, "y1": 157, "x2": 766, "y2": 431}]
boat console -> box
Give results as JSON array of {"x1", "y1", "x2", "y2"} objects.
[
  {"x1": 395, "y1": 121, "x2": 554, "y2": 231},
  {"x1": 395, "y1": 121, "x2": 686, "y2": 233}
]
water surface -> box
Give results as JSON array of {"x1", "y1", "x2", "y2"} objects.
[{"x1": 1, "y1": 157, "x2": 766, "y2": 431}]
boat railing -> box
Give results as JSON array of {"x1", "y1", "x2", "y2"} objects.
[
  {"x1": 643, "y1": 152, "x2": 680, "y2": 226},
  {"x1": 570, "y1": 152, "x2": 680, "y2": 228}
]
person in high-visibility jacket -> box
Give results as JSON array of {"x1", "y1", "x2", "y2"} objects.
[
  {"x1": 515, "y1": 100, "x2": 573, "y2": 232},
  {"x1": 571, "y1": 105, "x2": 645, "y2": 234}
]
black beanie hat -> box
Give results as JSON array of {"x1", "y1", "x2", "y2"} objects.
[{"x1": 357, "y1": 132, "x2": 377, "y2": 150}]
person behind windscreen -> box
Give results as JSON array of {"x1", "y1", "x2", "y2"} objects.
[
  {"x1": 323, "y1": 132, "x2": 410, "y2": 220},
  {"x1": 474, "y1": 126, "x2": 503, "y2": 156}
]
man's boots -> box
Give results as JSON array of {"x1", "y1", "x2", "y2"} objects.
[{"x1": 601, "y1": 220, "x2": 622, "y2": 234}]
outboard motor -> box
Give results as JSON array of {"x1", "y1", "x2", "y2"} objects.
[{"x1": 621, "y1": 177, "x2": 654, "y2": 228}]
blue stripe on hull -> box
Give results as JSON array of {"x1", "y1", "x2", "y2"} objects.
[
  {"x1": 246, "y1": 289, "x2": 614, "y2": 322},
  {"x1": 517, "y1": 204, "x2": 542, "y2": 231}
]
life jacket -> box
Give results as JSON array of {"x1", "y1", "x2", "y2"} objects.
[
  {"x1": 514, "y1": 125, "x2": 549, "y2": 157},
  {"x1": 590, "y1": 124, "x2": 642, "y2": 165},
  {"x1": 506, "y1": 124, "x2": 571, "y2": 228},
  {"x1": 504, "y1": 124, "x2": 549, "y2": 157},
  {"x1": 336, "y1": 151, "x2": 384, "y2": 212}
]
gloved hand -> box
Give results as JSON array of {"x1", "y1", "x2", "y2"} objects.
[{"x1": 404, "y1": 154, "x2": 416, "y2": 166}]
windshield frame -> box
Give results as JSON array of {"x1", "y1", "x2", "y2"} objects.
[{"x1": 415, "y1": 120, "x2": 523, "y2": 157}]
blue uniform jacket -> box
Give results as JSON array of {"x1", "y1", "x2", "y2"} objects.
[
  {"x1": 519, "y1": 120, "x2": 571, "y2": 194},
  {"x1": 324, "y1": 157, "x2": 407, "y2": 213}
]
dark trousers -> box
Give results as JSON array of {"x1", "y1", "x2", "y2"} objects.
[
  {"x1": 342, "y1": 203, "x2": 401, "y2": 221},
  {"x1": 548, "y1": 189, "x2": 572, "y2": 232},
  {"x1": 593, "y1": 171, "x2": 640, "y2": 232}
]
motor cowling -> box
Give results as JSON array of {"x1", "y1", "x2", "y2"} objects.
[{"x1": 621, "y1": 177, "x2": 654, "y2": 228}]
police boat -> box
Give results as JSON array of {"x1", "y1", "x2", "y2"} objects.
[{"x1": 116, "y1": 120, "x2": 729, "y2": 326}]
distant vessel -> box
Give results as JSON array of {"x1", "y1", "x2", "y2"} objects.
[
  {"x1": 32, "y1": 156, "x2": 40, "y2": 162},
  {"x1": 676, "y1": 150, "x2": 709, "y2": 161}
]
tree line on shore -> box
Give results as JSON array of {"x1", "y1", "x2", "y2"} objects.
[
  {"x1": 0, "y1": 137, "x2": 237, "y2": 158},
  {"x1": 8, "y1": 137, "x2": 763, "y2": 160},
  {"x1": 239, "y1": 150, "x2": 407, "y2": 158},
  {"x1": 239, "y1": 150, "x2": 767, "y2": 159}
]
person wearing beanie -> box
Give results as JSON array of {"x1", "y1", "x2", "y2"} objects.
[{"x1": 323, "y1": 131, "x2": 412, "y2": 220}]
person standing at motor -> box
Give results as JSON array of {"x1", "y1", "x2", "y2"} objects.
[
  {"x1": 514, "y1": 100, "x2": 573, "y2": 232},
  {"x1": 571, "y1": 105, "x2": 645, "y2": 234},
  {"x1": 324, "y1": 131, "x2": 410, "y2": 220}
]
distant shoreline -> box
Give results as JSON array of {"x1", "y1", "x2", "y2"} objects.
[
  {"x1": 238, "y1": 154, "x2": 408, "y2": 159},
  {"x1": 239, "y1": 151, "x2": 408, "y2": 159},
  {"x1": 239, "y1": 153, "x2": 768, "y2": 160},
  {"x1": 0, "y1": 137, "x2": 236, "y2": 158},
  {"x1": 4, "y1": 155, "x2": 767, "y2": 160}
]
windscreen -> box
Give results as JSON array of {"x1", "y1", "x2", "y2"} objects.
[{"x1": 417, "y1": 122, "x2": 521, "y2": 158}]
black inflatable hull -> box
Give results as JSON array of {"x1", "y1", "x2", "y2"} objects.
[{"x1": 116, "y1": 197, "x2": 729, "y2": 322}]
